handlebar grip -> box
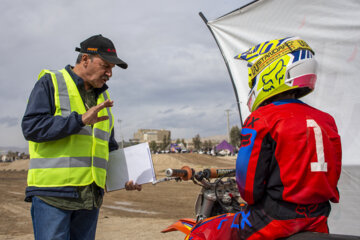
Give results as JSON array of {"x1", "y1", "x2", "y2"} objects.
[
  {"x1": 165, "y1": 169, "x2": 187, "y2": 177},
  {"x1": 203, "y1": 168, "x2": 236, "y2": 178},
  {"x1": 165, "y1": 166, "x2": 193, "y2": 180}
]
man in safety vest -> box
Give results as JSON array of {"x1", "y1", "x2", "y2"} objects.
[{"x1": 22, "y1": 34, "x2": 141, "y2": 240}]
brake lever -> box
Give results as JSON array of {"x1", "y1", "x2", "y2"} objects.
[{"x1": 152, "y1": 177, "x2": 181, "y2": 185}]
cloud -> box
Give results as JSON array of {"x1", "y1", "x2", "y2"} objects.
[
  {"x1": 0, "y1": 0, "x2": 246, "y2": 147},
  {"x1": 0, "y1": 116, "x2": 19, "y2": 128}
]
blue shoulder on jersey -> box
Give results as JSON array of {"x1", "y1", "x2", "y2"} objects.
[{"x1": 236, "y1": 128, "x2": 257, "y2": 196}]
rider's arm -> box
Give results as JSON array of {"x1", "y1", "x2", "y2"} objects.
[{"x1": 236, "y1": 112, "x2": 271, "y2": 205}]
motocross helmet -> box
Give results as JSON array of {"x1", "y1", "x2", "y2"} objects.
[{"x1": 235, "y1": 36, "x2": 317, "y2": 112}]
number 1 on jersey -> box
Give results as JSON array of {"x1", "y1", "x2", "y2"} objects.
[{"x1": 307, "y1": 119, "x2": 328, "y2": 172}]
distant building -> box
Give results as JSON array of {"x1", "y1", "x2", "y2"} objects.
[{"x1": 133, "y1": 129, "x2": 171, "y2": 144}]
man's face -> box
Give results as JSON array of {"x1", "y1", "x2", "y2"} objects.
[{"x1": 83, "y1": 54, "x2": 115, "y2": 89}]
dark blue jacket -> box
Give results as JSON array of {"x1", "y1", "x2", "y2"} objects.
[{"x1": 22, "y1": 65, "x2": 118, "y2": 200}]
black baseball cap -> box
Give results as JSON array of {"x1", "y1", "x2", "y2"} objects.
[{"x1": 75, "y1": 34, "x2": 128, "y2": 69}]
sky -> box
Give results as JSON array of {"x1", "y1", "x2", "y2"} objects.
[{"x1": 0, "y1": 0, "x2": 252, "y2": 149}]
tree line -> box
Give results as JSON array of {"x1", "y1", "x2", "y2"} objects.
[{"x1": 148, "y1": 125, "x2": 241, "y2": 153}]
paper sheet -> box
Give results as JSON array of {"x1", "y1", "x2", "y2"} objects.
[{"x1": 106, "y1": 142, "x2": 156, "y2": 191}]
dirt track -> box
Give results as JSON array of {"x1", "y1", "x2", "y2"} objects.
[{"x1": 0, "y1": 153, "x2": 236, "y2": 240}]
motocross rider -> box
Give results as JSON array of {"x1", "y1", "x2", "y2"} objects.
[{"x1": 188, "y1": 37, "x2": 342, "y2": 239}]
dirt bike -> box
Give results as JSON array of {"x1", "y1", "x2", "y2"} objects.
[
  {"x1": 153, "y1": 166, "x2": 360, "y2": 240},
  {"x1": 153, "y1": 166, "x2": 245, "y2": 236}
]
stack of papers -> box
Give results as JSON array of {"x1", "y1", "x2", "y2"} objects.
[{"x1": 106, "y1": 142, "x2": 156, "y2": 191}]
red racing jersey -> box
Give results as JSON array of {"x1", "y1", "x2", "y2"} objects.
[{"x1": 236, "y1": 99, "x2": 342, "y2": 205}]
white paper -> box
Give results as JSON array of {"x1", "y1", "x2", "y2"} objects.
[{"x1": 106, "y1": 142, "x2": 156, "y2": 191}]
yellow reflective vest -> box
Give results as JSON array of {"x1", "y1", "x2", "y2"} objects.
[{"x1": 27, "y1": 69, "x2": 114, "y2": 189}]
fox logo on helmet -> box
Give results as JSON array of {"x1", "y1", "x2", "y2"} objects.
[{"x1": 235, "y1": 36, "x2": 317, "y2": 112}]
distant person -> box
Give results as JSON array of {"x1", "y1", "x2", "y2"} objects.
[
  {"x1": 188, "y1": 37, "x2": 342, "y2": 239},
  {"x1": 22, "y1": 34, "x2": 141, "y2": 240}
]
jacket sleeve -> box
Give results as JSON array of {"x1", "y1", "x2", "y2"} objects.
[
  {"x1": 22, "y1": 73, "x2": 84, "y2": 143},
  {"x1": 109, "y1": 128, "x2": 119, "y2": 152},
  {"x1": 236, "y1": 113, "x2": 270, "y2": 205}
]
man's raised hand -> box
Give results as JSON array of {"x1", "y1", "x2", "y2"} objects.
[{"x1": 81, "y1": 99, "x2": 114, "y2": 125}]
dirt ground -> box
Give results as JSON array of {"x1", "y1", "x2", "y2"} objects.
[{"x1": 0, "y1": 153, "x2": 236, "y2": 240}]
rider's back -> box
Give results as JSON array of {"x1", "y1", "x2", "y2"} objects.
[{"x1": 244, "y1": 99, "x2": 342, "y2": 206}]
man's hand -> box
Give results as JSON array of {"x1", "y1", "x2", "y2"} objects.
[
  {"x1": 82, "y1": 99, "x2": 114, "y2": 125},
  {"x1": 125, "y1": 180, "x2": 142, "y2": 191}
]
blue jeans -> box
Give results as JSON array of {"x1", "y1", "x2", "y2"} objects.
[{"x1": 31, "y1": 196, "x2": 99, "y2": 240}]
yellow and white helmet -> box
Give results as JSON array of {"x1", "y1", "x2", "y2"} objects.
[{"x1": 235, "y1": 37, "x2": 317, "y2": 112}]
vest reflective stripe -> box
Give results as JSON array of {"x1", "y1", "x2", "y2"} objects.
[
  {"x1": 29, "y1": 157, "x2": 108, "y2": 170},
  {"x1": 94, "y1": 128, "x2": 110, "y2": 141},
  {"x1": 55, "y1": 71, "x2": 71, "y2": 116},
  {"x1": 103, "y1": 92, "x2": 114, "y2": 132},
  {"x1": 77, "y1": 127, "x2": 109, "y2": 141},
  {"x1": 77, "y1": 125, "x2": 93, "y2": 136},
  {"x1": 27, "y1": 69, "x2": 114, "y2": 189}
]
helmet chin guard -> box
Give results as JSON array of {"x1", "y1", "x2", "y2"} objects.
[{"x1": 235, "y1": 37, "x2": 317, "y2": 112}]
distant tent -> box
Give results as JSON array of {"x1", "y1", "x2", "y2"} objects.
[
  {"x1": 169, "y1": 143, "x2": 183, "y2": 153},
  {"x1": 215, "y1": 140, "x2": 234, "y2": 154}
]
